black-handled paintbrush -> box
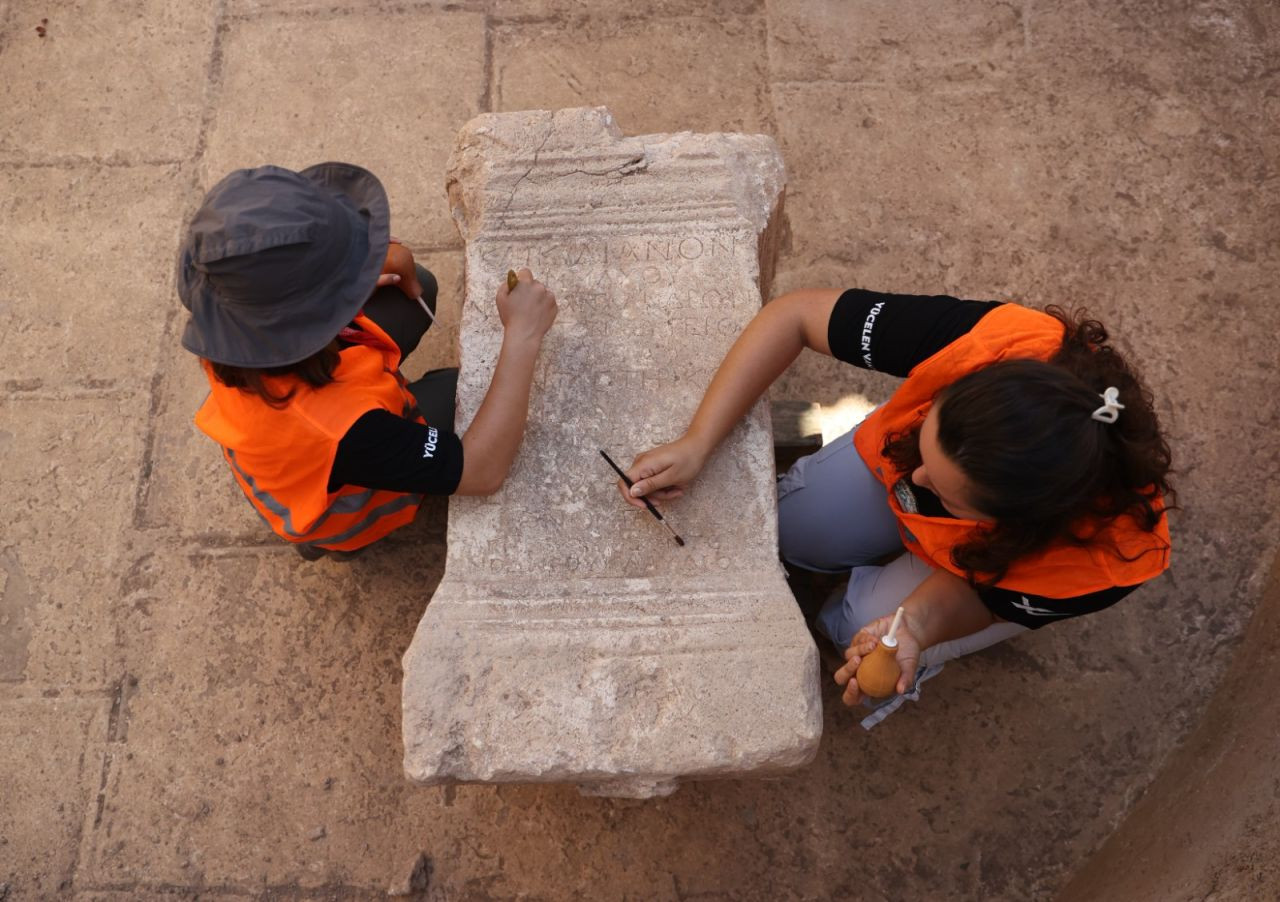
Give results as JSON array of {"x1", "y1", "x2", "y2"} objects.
[{"x1": 600, "y1": 449, "x2": 685, "y2": 547}]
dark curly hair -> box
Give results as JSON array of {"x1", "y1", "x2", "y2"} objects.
[
  {"x1": 207, "y1": 341, "x2": 341, "y2": 409},
  {"x1": 883, "y1": 306, "x2": 1174, "y2": 585}
]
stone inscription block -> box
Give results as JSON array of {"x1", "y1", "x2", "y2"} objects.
[
  {"x1": 0, "y1": 697, "x2": 109, "y2": 897},
  {"x1": 402, "y1": 108, "x2": 821, "y2": 797}
]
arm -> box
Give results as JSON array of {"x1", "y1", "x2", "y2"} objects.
[
  {"x1": 619, "y1": 288, "x2": 841, "y2": 506},
  {"x1": 833, "y1": 568, "x2": 998, "y2": 705},
  {"x1": 454, "y1": 269, "x2": 558, "y2": 495}
]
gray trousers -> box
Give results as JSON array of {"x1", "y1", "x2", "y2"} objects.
[{"x1": 777, "y1": 427, "x2": 1026, "y2": 666}]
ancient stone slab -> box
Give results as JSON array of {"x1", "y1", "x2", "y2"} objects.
[
  {"x1": 401, "y1": 108, "x2": 821, "y2": 796},
  {"x1": 0, "y1": 696, "x2": 109, "y2": 897},
  {"x1": 0, "y1": 164, "x2": 189, "y2": 392},
  {"x1": 0, "y1": 1, "x2": 215, "y2": 162},
  {"x1": 201, "y1": 10, "x2": 485, "y2": 248},
  {"x1": 492, "y1": 16, "x2": 769, "y2": 136}
]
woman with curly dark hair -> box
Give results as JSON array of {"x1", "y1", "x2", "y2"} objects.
[{"x1": 618, "y1": 289, "x2": 1172, "y2": 723}]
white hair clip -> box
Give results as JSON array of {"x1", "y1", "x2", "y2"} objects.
[{"x1": 1091, "y1": 386, "x2": 1125, "y2": 423}]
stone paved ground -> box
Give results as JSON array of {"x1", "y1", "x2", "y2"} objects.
[{"x1": 1, "y1": 1, "x2": 1277, "y2": 899}]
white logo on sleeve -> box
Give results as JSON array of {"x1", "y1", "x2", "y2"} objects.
[
  {"x1": 1012, "y1": 596, "x2": 1072, "y2": 617},
  {"x1": 422, "y1": 427, "x2": 439, "y2": 459},
  {"x1": 861, "y1": 301, "x2": 884, "y2": 368}
]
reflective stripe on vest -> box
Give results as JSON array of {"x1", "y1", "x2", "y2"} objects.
[{"x1": 225, "y1": 448, "x2": 415, "y2": 541}]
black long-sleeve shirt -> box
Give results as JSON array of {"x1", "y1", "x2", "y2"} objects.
[{"x1": 329, "y1": 408, "x2": 463, "y2": 495}]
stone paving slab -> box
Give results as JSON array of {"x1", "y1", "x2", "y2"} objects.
[
  {"x1": 78, "y1": 546, "x2": 444, "y2": 888},
  {"x1": 492, "y1": 0, "x2": 762, "y2": 19},
  {"x1": 770, "y1": 70, "x2": 1276, "y2": 297},
  {"x1": 229, "y1": 0, "x2": 483, "y2": 15},
  {"x1": 1058, "y1": 552, "x2": 1280, "y2": 902},
  {"x1": 0, "y1": 695, "x2": 109, "y2": 898},
  {"x1": 0, "y1": 164, "x2": 190, "y2": 393},
  {"x1": 0, "y1": 1, "x2": 215, "y2": 163},
  {"x1": 395, "y1": 248, "x2": 463, "y2": 377},
  {"x1": 492, "y1": 15, "x2": 771, "y2": 136},
  {"x1": 766, "y1": 0, "x2": 1025, "y2": 85},
  {"x1": 1029, "y1": 0, "x2": 1280, "y2": 88},
  {"x1": 200, "y1": 9, "x2": 485, "y2": 249},
  {"x1": 0, "y1": 399, "x2": 145, "y2": 688},
  {"x1": 772, "y1": 80, "x2": 1045, "y2": 293}
]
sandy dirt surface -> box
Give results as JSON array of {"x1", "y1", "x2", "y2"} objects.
[{"x1": 1, "y1": 1, "x2": 1277, "y2": 899}]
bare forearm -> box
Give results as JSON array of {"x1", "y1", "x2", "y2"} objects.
[
  {"x1": 685, "y1": 289, "x2": 839, "y2": 455},
  {"x1": 902, "y1": 569, "x2": 998, "y2": 649},
  {"x1": 620, "y1": 289, "x2": 838, "y2": 503},
  {"x1": 837, "y1": 568, "x2": 999, "y2": 703},
  {"x1": 457, "y1": 336, "x2": 541, "y2": 494}
]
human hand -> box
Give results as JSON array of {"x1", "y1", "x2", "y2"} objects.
[
  {"x1": 617, "y1": 436, "x2": 710, "y2": 509},
  {"x1": 832, "y1": 610, "x2": 923, "y2": 707},
  {"x1": 381, "y1": 242, "x2": 423, "y2": 299},
  {"x1": 496, "y1": 268, "x2": 557, "y2": 344}
]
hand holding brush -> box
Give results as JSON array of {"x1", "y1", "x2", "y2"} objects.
[
  {"x1": 601, "y1": 450, "x2": 685, "y2": 547},
  {"x1": 382, "y1": 240, "x2": 436, "y2": 323}
]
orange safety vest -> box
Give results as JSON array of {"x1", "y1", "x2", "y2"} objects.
[
  {"x1": 853, "y1": 303, "x2": 1171, "y2": 597},
  {"x1": 195, "y1": 314, "x2": 425, "y2": 551}
]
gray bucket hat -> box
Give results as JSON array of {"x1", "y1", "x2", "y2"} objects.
[{"x1": 176, "y1": 162, "x2": 390, "y2": 367}]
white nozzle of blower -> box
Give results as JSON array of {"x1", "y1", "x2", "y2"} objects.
[{"x1": 884, "y1": 606, "x2": 905, "y2": 648}]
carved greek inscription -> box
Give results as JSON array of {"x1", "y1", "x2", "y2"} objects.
[
  {"x1": 534, "y1": 368, "x2": 670, "y2": 398},
  {"x1": 474, "y1": 233, "x2": 755, "y2": 337},
  {"x1": 453, "y1": 230, "x2": 764, "y2": 578},
  {"x1": 479, "y1": 234, "x2": 741, "y2": 270}
]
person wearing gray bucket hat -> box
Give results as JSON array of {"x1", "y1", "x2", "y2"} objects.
[
  {"x1": 178, "y1": 163, "x2": 395, "y2": 367},
  {"x1": 180, "y1": 163, "x2": 558, "y2": 559}
]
